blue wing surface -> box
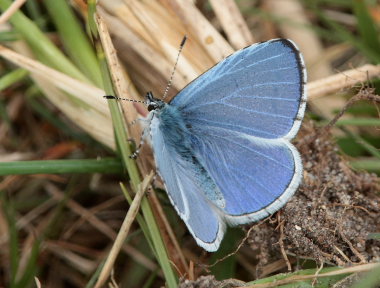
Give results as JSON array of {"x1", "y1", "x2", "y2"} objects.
[
  {"x1": 150, "y1": 116, "x2": 225, "y2": 251},
  {"x1": 190, "y1": 125, "x2": 303, "y2": 225},
  {"x1": 170, "y1": 39, "x2": 307, "y2": 140}
]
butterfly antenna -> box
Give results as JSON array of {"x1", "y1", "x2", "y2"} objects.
[
  {"x1": 162, "y1": 35, "x2": 187, "y2": 100},
  {"x1": 103, "y1": 95, "x2": 147, "y2": 104}
]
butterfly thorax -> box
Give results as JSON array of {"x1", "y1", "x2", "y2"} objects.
[
  {"x1": 153, "y1": 103, "x2": 192, "y2": 157},
  {"x1": 148, "y1": 93, "x2": 225, "y2": 208}
]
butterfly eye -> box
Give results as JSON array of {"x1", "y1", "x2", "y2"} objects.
[{"x1": 147, "y1": 104, "x2": 156, "y2": 112}]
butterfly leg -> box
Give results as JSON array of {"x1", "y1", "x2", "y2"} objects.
[
  {"x1": 145, "y1": 172, "x2": 159, "y2": 197},
  {"x1": 130, "y1": 112, "x2": 154, "y2": 159},
  {"x1": 129, "y1": 126, "x2": 149, "y2": 159},
  {"x1": 151, "y1": 171, "x2": 159, "y2": 190},
  {"x1": 130, "y1": 117, "x2": 149, "y2": 126}
]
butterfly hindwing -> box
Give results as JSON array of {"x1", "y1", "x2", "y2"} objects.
[
  {"x1": 150, "y1": 115, "x2": 225, "y2": 251},
  {"x1": 189, "y1": 125, "x2": 302, "y2": 225}
]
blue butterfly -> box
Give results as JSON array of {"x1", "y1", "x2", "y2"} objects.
[{"x1": 147, "y1": 39, "x2": 307, "y2": 251}]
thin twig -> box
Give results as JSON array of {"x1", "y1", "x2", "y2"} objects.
[
  {"x1": 278, "y1": 213, "x2": 291, "y2": 271},
  {"x1": 338, "y1": 229, "x2": 367, "y2": 264},
  {"x1": 312, "y1": 262, "x2": 324, "y2": 286}
]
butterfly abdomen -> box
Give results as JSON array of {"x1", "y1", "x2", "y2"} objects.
[{"x1": 153, "y1": 104, "x2": 225, "y2": 208}]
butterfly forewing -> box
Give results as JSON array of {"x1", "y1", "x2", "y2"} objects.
[{"x1": 171, "y1": 39, "x2": 306, "y2": 140}]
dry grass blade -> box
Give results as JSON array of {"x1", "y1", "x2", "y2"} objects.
[
  {"x1": 209, "y1": 0, "x2": 254, "y2": 49},
  {"x1": 159, "y1": 0, "x2": 234, "y2": 61},
  {"x1": 0, "y1": 46, "x2": 105, "y2": 110},
  {"x1": 0, "y1": 44, "x2": 115, "y2": 148},
  {"x1": 45, "y1": 183, "x2": 157, "y2": 272},
  {"x1": 99, "y1": 6, "x2": 189, "y2": 93},
  {"x1": 264, "y1": 0, "x2": 343, "y2": 120},
  {"x1": 0, "y1": 0, "x2": 26, "y2": 24},
  {"x1": 94, "y1": 172, "x2": 154, "y2": 288},
  {"x1": 307, "y1": 64, "x2": 380, "y2": 100},
  {"x1": 95, "y1": 12, "x2": 142, "y2": 140},
  {"x1": 265, "y1": 0, "x2": 333, "y2": 81}
]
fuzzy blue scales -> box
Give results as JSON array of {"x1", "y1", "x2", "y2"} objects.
[{"x1": 151, "y1": 99, "x2": 225, "y2": 209}]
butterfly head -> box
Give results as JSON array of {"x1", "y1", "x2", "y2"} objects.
[{"x1": 146, "y1": 92, "x2": 165, "y2": 112}]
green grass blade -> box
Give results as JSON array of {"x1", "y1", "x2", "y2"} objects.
[
  {"x1": 310, "y1": 3, "x2": 380, "y2": 63},
  {"x1": 2, "y1": 198, "x2": 19, "y2": 287},
  {"x1": 351, "y1": 263, "x2": 380, "y2": 288},
  {"x1": 248, "y1": 266, "x2": 358, "y2": 287},
  {"x1": 320, "y1": 117, "x2": 380, "y2": 127},
  {"x1": 0, "y1": 30, "x2": 20, "y2": 41},
  {"x1": 98, "y1": 58, "x2": 178, "y2": 288},
  {"x1": 368, "y1": 233, "x2": 380, "y2": 239},
  {"x1": 14, "y1": 240, "x2": 40, "y2": 288},
  {"x1": 44, "y1": 0, "x2": 102, "y2": 85},
  {"x1": 210, "y1": 228, "x2": 242, "y2": 280},
  {"x1": 0, "y1": 68, "x2": 29, "y2": 91},
  {"x1": 25, "y1": 0, "x2": 47, "y2": 29},
  {"x1": 85, "y1": 259, "x2": 105, "y2": 288},
  {"x1": 350, "y1": 159, "x2": 380, "y2": 173},
  {"x1": 343, "y1": 127, "x2": 380, "y2": 158},
  {"x1": 89, "y1": 8, "x2": 177, "y2": 286},
  {"x1": 352, "y1": 0, "x2": 380, "y2": 62},
  {"x1": 0, "y1": 0, "x2": 89, "y2": 83},
  {"x1": 0, "y1": 158, "x2": 123, "y2": 176}
]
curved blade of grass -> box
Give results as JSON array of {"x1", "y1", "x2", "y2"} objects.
[
  {"x1": 24, "y1": 0, "x2": 46, "y2": 29},
  {"x1": 246, "y1": 263, "x2": 380, "y2": 288},
  {"x1": 368, "y1": 233, "x2": 380, "y2": 239},
  {"x1": 342, "y1": 126, "x2": 380, "y2": 159},
  {"x1": 319, "y1": 117, "x2": 380, "y2": 127},
  {"x1": 1, "y1": 196, "x2": 40, "y2": 288},
  {"x1": 0, "y1": 30, "x2": 20, "y2": 41},
  {"x1": 0, "y1": 0, "x2": 89, "y2": 83},
  {"x1": 350, "y1": 159, "x2": 380, "y2": 173},
  {"x1": 43, "y1": 0, "x2": 102, "y2": 85},
  {"x1": 0, "y1": 45, "x2": 115, "y2": 148},
  {"x1": 311, "y1": 3, "x2": 380, "y2": 63},
  {"x1": 14, "y1": 239, "x2": 40, "y2": 288},
  {"x1": 0, "y1": 158, "x2": 123, "y2": 176},
  {"x1": 91, "y1": 10, "x2": 177, "y2": 288},
  {"x1": 209, "y1": 227, "x2": 242, "y2": 280},
  {"x1": 0, "y1": 68, "x2": 28, "y2": 90}
]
